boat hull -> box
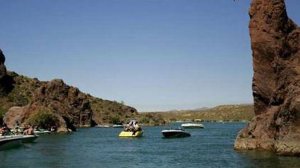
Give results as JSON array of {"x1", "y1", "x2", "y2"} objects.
[
  {"x1": 112, "y1": 125, "x2": 124, "y2": 128},
  {"x1": 0, "y1": 134, "x2": 38, "y2": 150},
  {"x1": 161, "y1": 130, "x2": 191, "y2": 138},
  {"x1": 181, "y1": 123, "x2": 204, "y2": 129},
  {"x1": 118, "y1": 131, "x2": 143, "y2": 137},
  {"x1": 34, "y1": 129, "x2": 51, "y2": 135},
  {"x1": 0, "y1": 136, "x2": 22, "y2": 150},
  {"x1": 20, "y1": 135, "x2": 38, "y2": 143}
]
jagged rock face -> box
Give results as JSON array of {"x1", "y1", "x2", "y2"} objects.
[
  {"x1": 235, "y1": 0, "x2": 300, "y2": 155},
  {"x1": 32, "y1": 79, "x2": 93, "y2": 129},
  {"x1": 4, "y1": 105, "x2": 70, "y2": 132},
  {"x1": 4, "y1": 79, "x2": 93, "y2": 132}
]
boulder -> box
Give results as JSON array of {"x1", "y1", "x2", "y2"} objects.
[{"x1": 3, "y1": 106, "x2": 29, "y2": 128}]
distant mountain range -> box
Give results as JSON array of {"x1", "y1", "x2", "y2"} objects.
[{"x1": 143, "y1": 104, "x2": 254, "y2": 122}]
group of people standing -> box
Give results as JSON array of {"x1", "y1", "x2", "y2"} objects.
[{"x1": 0, "y1": 123, "x2": 35, "y2": 136}]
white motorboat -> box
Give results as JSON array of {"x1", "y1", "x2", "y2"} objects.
[
  {"x1": 181, "y1": 123, "x2": 204, "y2": 129},
  {"x1": 112, "y1": 124, "x2": 124, "y2": 128},
  {"x1": 20, "y1": 135, "x2": 38, "y2": 143},
  {"x1": 0, "y1": 135, "x2": 22, "y2": 150},
  {"x1": 95, "y1": 124, "x2": 110, "y2": 128},
  {"x1": 0, "y1": 134, "x2": 38, "y2": 150},
  {"x1": 34, "y1": 129, "x2": 51, "y2": 135}
]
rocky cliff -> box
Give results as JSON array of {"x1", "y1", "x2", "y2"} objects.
[
  {"x1": 0, "y1": 50, "x2": 140, "y2": 132},
  {"x1": 234, "y1": 0, "x2": 300, "y2": 155},
  {"x1": 0, "y1": 49, "x2": 13, "y2": 97},
  {"x1": 0, "y1": 49, "x2": 6, "y2": 80}
]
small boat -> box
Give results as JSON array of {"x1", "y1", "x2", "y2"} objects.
[
  {"x1": 161, "y1": 129, "x2": 191, "y2": 138},
  {"x1": 20, "y1": 135, "x2": 38, "y2": 143},
  {"x1": 34, "y1": 129, "x2": 51, "y2": 135},
  {"x1": 119, "y1": 120, "x2": 143, "y2": 137},
  {"x1": 118, "y1": 130, "x2": 143, "y2": 137},
  {"x1": 0, "y1": 134, "x2": 38, "y2": 150},
  {"x1": 181, "y1": 123, "x2": 204, "y2": 129},
  {"x1": 95, "y1": 124, "x2": 110, "y2": 128},
  {"x1": 0, "y1": 135, "x2": 22, "y2": 150},
  {"x1": 112, "y1": 124, "x2": 124, "y2": 128}
]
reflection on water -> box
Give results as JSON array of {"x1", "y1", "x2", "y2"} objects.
[
  {"x1": 0, "y1": 123, "x2": 299, "y2": 168},
  {"x1": 237, "y1": 150, "x2": 300, "y2": 168}
]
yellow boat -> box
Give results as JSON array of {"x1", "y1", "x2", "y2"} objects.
[{"x1": 118, "y1": 130, "x2": 143, "y2": 137}]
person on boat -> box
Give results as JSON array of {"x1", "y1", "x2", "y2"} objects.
[
  {"x1": 14, "y1": 121, "x2": 21, "y2": 135},
  {"x1": 0, "y1": 123, "x2": 10, "y2": 136},
  {"x1": 126, "y1": 120, "x2": 134, "y2": 132},
  {"x1": 50, "y1": 125, "x2": 57, "y2": 132},
  {"x1": 23, "y1": 125, "x2": 34, "y2": 135},
  {"x1": 132, "y1": 121, "x2": 141, "y2": 135},
  {"x1": 124, "y1": 120, "x2": 139, "y2": 132},
  {"x1": 134, "y1": 121, "x2": 141, "y2": 131}
]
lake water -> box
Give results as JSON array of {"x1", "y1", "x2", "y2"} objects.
[{"x1": 1, "y1": 122, "x2": 300, "y2": 168}]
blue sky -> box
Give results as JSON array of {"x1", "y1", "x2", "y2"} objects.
[{"x1": 1, "y1": 0, "x2": 300, "y2": 112}]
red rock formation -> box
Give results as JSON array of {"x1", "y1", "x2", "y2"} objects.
[
  {"x1": 3, "y1": 79, "x2": 93, "y2": 132},
  {"x1": 32, "y1": 79, "x2": 93, "y2": 130},
  {"x1": 235, "y1": 0, "x2": 300, "y2": 155},
  {"x1": 3, "y1": 106, "x2": 27, "y2": 128}
]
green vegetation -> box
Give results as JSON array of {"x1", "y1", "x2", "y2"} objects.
[
  {"x1": 108, "y1": 115, "x2": 121, "y2": 124},
  {"x1": 136, "y1": 113, "x2": 166, "y2": 126},
  {"x1": 0, "y1": 107, "x2": 5, "y2": 118},
  {"x1": 0, "y1": 71, "x2": 41, "y2": 110},
  {"x1": 26, "y1": 107, "x2": 58, "y2": 129},
  {"x1": 0, "y1": 106, "x2": 5, "y2": 125},
  {"x1": 89, "y1": 98, "x2": 138, "y2": 124}
]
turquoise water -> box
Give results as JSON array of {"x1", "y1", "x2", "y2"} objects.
[{"x1": 1, "y1": 123, "x2": 300, "y2": 168}]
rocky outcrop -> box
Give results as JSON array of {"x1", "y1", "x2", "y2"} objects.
[
  {"x1": 1, "y1": 72, "x2": 140, "y2": 132},
  {"x1": 234, "y1": 0, "x2": 300, "y2": 155},
  {"x1": 32, "y1": 79, "x2": 93, "y2": 129},
  {"x1": 0, "y1": 49, "x2": 6, "y2": 79},
  {"x1": 2, "y1": 79, "x2": 93, "y2": 132},
  {"x1": 3, "y1": 106, "x2": 28, "y2": 128},
  {"x1": 0, "y1": 49, "x2": 13, "y2": 96},
  {"x1": 3, "y1": 105, "x2": 72, "y2": 132}
]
